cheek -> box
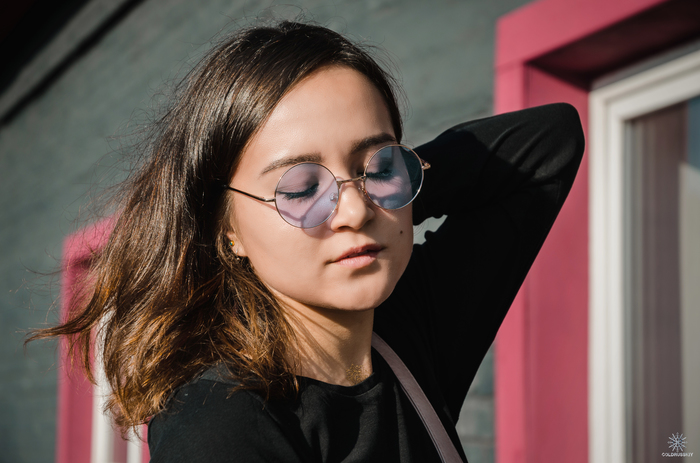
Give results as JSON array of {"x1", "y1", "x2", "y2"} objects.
[
  {"x1": 229, "y1": 194, "x2": 281, "y2": 253},
  {"x1": 384, "y1": 206, "x2": 414, "y2": 279},
  {"x1": 231, "y1": 198, "x2": 319, "y2": 281}
]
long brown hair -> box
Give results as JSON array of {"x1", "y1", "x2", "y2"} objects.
[{"x1": 28, "y1": 20, "x2": 404, "y2": 431}]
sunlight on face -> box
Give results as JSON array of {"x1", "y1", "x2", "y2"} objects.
[{"x1": 227, "y1": 66, "x2": 414, "y2": 316}]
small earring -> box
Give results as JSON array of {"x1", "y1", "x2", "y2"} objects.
[{"x1": 228, "y1": 240, "x2": 241, "y2": 262}]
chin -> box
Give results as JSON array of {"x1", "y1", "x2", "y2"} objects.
[{"x1": 333, "y1": 281, "x2": 396, "y2": 312}]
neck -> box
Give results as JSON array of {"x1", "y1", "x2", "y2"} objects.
[{"x1": 284, "y1": 305, "x2": 374, "y2": 386}]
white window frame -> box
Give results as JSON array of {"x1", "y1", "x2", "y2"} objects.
[
  {"x1": 91, "y1": 330, "x2": 144, "y2": 463},
  {"x1": 589, "y1": 47, "x2": 700, "y2": 463}
]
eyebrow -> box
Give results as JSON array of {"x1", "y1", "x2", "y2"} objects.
[
  {"x1": 260, "y1": 153, "x2": 323, "y2": 176},
  {"x1": 349, "y1": 132, "x2": 397, "y2": 156},
  {"x1": 260, "y1": 132, "x2": 397, "y2": 177}
]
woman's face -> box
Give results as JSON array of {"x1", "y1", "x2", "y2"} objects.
[{"x1": 227, "y1": 66, "x2": 413, "y2": 315}]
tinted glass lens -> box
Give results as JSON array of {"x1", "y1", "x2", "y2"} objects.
[
  {"x1": 275, "y1": 163, "x2": 337, "y2": 228},
  {"x1": 364, "y1": 145, "x2": 423, "y2": 210},
  {"x1": 273, "y1": 146, "x2": 423, "y2": 228}
]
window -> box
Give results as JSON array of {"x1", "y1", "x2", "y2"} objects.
[
  {"x1": 91, "y1": 360, "x2": 144, "y2": 463},
  {"x1": 624, "y1": 97, "x2": 700, "y2": 462},
  {"x1": 590, "y1": 44, "x2": 700, "y2": 463}
]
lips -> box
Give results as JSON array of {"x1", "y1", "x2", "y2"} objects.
[{"x1": 332, "y1": 244, "x2": 384, "y2": 265}]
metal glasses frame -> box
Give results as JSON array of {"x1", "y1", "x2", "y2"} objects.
[{"x1": 222, "y1": 144, "x2": 431, "y2": 227}]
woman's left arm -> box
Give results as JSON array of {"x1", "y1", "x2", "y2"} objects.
[{"x1": 375, "y1": 103, "x2": 585, "y2": 418}]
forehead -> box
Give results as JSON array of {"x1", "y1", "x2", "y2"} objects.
[{"x1": 236, "y1": 66, "x2": 395, "y2": 178}]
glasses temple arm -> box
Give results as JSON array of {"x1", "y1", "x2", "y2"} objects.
[{"x1": 223, "y1": 185, "x2": 276, "y2": 203}]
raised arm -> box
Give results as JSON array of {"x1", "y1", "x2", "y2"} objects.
[
  {"x1": 375, "y1": 103, "x2": 585, "y2": 417},
  {"x1": 413, "y1": 103, "x2": 583, "y2": 224}
]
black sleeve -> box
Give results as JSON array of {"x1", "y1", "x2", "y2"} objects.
[
  {"x1": 148, "y1": 381, "x2": 308, "y2": 463},
  {"x1": 374, "y1": 103, "x2": 585, "y2": 419}
]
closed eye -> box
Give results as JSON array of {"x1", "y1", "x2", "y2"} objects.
[
  {"x1": 278, "y1": 183, "x2": 320, "y2": 201},
  {"x1": 366, "y1": 168, "x2": 395, "y2": 182}
]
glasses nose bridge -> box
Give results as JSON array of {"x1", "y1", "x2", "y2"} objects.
[{"x1": 334, "y1": 174, "x2": 367, "y2": 195}]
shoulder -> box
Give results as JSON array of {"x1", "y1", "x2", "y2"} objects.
[
  {"x1": 151, "y1": 372, "x2": 265, "y2": 429},
  {"x1": 148, "y1": 366, "x2": 306, "y2": 462}
]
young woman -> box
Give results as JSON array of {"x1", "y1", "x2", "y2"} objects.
[{"x1": 33, "y1": 20, "x2": 584, "y2": 462}]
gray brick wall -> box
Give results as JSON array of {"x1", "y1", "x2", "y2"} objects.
[
  {"x1": 458, "y1": 345, "x2": 496, "y2": 463},
  {"x1": 0, "y1": 1, "x2": 531, "y2": 461}
]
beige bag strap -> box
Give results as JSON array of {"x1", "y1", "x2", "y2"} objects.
[{"x1": 371, "y1": 332, "x2": 463, "y2": 463}]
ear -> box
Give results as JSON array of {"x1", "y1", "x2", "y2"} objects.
[{"x1": 225, "y1": 230, "x2": 248, "y2": 257}]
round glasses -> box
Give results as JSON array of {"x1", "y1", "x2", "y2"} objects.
[{"x1": 224, "y1": 144, "x2": 430, "y2": 228}]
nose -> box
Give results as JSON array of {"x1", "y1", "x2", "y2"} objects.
[{"x1": 328, "y1": 178, "x2": 375, "y2": 230}]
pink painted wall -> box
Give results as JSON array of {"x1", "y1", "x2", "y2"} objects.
[
  {"x1": 58, "y1": 220, "x2": 112, "y2": 463},
  {"x1": 58, "y1": 219, "x2": 149, "y2": 463},
  {"x1": 494, "y1": 67, "x2": 589, "y2": 463},
  {"x1": 496, "y1": 0, "x2": 670, "y2": 73},
  {"x1": 520, "y1": 67, "x2": 589, "y2": 462}
]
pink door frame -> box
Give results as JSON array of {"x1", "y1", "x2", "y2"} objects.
[
  {"x1": 57, "y1": 219, "x2": 150, "y2": 463},
  {"x1": 58, "y1": 220, "x2": 111, "y2": 463},
  {"x1": 494, "y1": 0, "x2": 700, "y2": 462},
  {"x1": 57, "y1": 224, "x2": 101, "y2": 463}
]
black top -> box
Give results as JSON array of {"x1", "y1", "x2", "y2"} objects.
[{"x1": 147, "y1": 103, "x2": 585, "y2": 463}]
